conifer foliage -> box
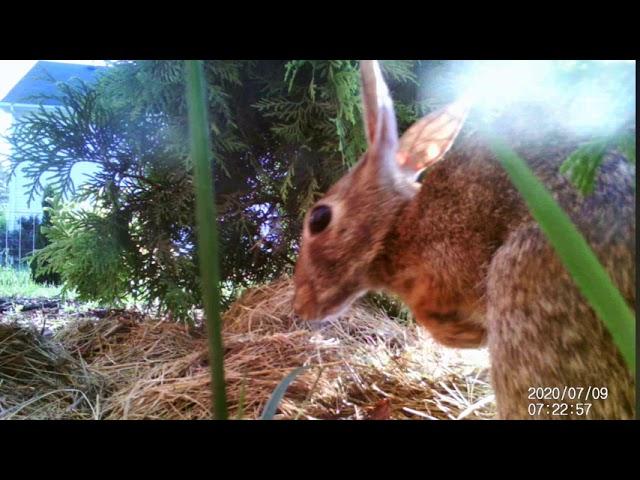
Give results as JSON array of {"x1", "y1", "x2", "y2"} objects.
[{"x1": 8, "y1": 60, "x2": 418, "y2": 319}]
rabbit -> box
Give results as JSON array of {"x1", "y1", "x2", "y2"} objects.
[{"x1": 292, "y1": 60, "x2": 636, "y2": 419}]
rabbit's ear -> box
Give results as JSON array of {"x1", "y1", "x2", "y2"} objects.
[
  {"x1": 396, "y1": 99, "x2": 470, "y2": 174},
  {"x1": 360, "y1": 60, "x2": 399, "y2": 152}
]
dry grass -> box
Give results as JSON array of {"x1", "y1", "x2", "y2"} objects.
[
  {"x1": 1, "y1": 278, "x2": 495, "y2": 420},
  {"x1": 0, "y1": 323, "x2": 103, "y2": 419}
]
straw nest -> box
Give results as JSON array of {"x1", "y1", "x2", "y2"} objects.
[{"x1": 1, "y1": 278, "x2": 495, "y2": 420}]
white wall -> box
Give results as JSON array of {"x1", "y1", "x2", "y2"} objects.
[{"x1": 1, "y1": 108, "x2": 100, "y2": 230}]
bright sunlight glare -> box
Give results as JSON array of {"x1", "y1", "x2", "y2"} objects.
[{"x1": 448, "y1": 60, "x2": 635, "y2": 137}]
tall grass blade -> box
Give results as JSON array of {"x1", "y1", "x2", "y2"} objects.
[{"x1": 185, "y1": 60, "x2": 228, "y2": 419}]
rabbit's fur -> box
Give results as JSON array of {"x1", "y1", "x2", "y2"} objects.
[{"x1": 292, "y1": 61, "x2": 635, "y2": 419}]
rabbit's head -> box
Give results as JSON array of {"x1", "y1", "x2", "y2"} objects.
[{"x1": 293, "y1": 60, "x2": 469, "y2": 322}]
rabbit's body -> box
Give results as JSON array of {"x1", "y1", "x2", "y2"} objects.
[
  {"x1": 293, "y1": 61, "x2": 636, "y2": 419},
  {"x1": 374, "y1": 134, "x2": 635, "y2": 419}
]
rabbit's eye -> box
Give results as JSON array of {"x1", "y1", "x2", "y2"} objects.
[{"x1": 309, "y1": 205, "x2": 332, "y2": 234}]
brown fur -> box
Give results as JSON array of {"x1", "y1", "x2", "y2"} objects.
[{"x1": 293, "y1": 62, "x2": 636, "y2": 419}]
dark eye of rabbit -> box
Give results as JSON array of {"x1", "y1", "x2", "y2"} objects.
[{"x1": 309, "y1": 205, "x2": 332, "y2": 234}]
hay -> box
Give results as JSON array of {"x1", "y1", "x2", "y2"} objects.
[
  {"x1": 1, "y1": 277, "x2": 496, "y2": 420},
  {"x1": 0, "y1": 323, "x2": 103, "y2": 419}
]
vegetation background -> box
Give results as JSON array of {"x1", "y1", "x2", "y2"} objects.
[{"x1": 3, "y1": 60, "x2": 635, "y2": 323}]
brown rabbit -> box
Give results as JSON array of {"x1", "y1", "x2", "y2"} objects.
[{"x1": 292, "y1": 60, "x2": 636, "y2": 419}]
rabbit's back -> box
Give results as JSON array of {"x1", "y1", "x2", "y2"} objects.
[
  {"x1": 484, "y1": 146, "x2": 635, "y2": 419},
  {"x1": 487, "y1": 224, "x2": 635, "y2": 419},
  {"x1": 406, "y1": 111, "x2": 636, "y2": 418}
]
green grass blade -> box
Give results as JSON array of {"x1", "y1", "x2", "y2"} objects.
[
  {"x1": 261, "y1": 366, "x2": 308, "y2": 420},
  {"x1": 185, "y1": 60, "x2": 228, "y2": 419},
  {"x1": 488, "y1": 136, "x2": 635, "y2": 374}
]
